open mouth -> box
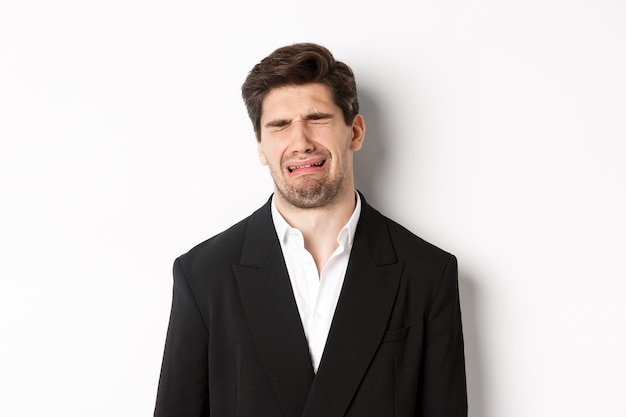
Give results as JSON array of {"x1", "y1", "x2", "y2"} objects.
[{"x1": 287, "y1": 160, "x2": 325, "y2": 173}]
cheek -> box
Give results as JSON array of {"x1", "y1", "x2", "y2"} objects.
[{"x1": 258, "y1": 143, "x2": 287, "y2": 168}]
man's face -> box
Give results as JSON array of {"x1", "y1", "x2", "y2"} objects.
[{"x1": 257, "y1": 83, "x2": 365, "y2": 209}]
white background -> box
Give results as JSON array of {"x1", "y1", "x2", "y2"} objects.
[{"x1": 1, "y1": 1, "x2": 625, "y2": 416}]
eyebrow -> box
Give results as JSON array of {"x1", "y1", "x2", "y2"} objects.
[{"x1": 264, "y1": 112, "x2": 333, "y2": 128}]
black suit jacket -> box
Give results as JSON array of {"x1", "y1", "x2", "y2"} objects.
[{"x1": 154, "y1": 194, "x2": 467, "y2": 417}]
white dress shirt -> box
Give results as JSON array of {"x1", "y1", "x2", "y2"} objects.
[{"x1": 271, "y1": 193, "x2": 362, "y2": 373}]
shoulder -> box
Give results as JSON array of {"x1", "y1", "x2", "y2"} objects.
[
  {"x1": 362, "y1": 202, "x2": 459, "y2": 310},
  {"x1": 386, "y1": 215, "x2": 451, "y2": 261},
  {"x1": 361, "y1": 199, "x2": 453, "y2": 266},
  {"x1": 175, "y1": 199, "x2": 273, "y2": 275},
  {"x1": 178, "y1": 215, "x2": 250, "y2": 267}
]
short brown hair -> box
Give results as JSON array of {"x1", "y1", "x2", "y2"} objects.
[{"x1": 241, "y1": 43, "x2": 360, "y2": 139}]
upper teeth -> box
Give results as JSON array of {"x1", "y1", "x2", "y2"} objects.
[{"x1": 289, "y1": 161, "x2": 322, "y2": 172}]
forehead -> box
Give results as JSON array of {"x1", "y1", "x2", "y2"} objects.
[{"x1": 261, "y1": 83, "x2": 338, "y2": 120}]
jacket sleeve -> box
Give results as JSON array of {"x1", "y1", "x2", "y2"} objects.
[
  {"x1": 420, "y1": 254, "x2": 468, "y2": 416},
  {"x1": 154, "y1": 258, "x2": 210, "y2": 417}
]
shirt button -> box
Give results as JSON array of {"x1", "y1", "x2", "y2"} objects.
[{"x1": 314, "y1": 312, "x2": 322, "y2": 320}]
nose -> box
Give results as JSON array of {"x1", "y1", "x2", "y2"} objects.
[{"x1": 289, "y1": 121, "x2": 314, "y2": 154}]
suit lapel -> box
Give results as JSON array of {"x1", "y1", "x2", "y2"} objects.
[
  {"x1": 233, "y1": 200, "x2": 314, "y2": 417},
  {"x1": 302, "y1": 198, "x2": 404, "y2": 417}
]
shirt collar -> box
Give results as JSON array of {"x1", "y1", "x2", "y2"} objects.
[{"x1": 271, "y1": 192, "x2": 362, "y2": 248}]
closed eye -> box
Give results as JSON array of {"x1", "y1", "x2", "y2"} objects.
[
  {"x1": 306, "y1": 112, "x2": 332, "y2": 124},
  {"x1": 264, "y1": 113, "x2": 333, "y2": 131},
  {"x1": 265, "y1": 119, "x2": 290, "y2": 131}
]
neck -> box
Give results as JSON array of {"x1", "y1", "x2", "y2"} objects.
[
  {"x1": 274, "y1": 187, "x2": 357, "y2": 274},
  {"x1": 274, "y1": 188, "x2": 356, "y2": 236}
]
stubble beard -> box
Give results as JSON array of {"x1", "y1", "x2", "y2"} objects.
[{"x1": 270, "y1": 161, "x2": 348, "y2": 210}]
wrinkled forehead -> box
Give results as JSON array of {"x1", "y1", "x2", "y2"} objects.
[{"x1": 260, "y1": 83, "x2": 338, "y2": 122}]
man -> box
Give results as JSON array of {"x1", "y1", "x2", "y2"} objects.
[{"x1": 154, "y1": 43, "x2": 467, "y2": 417}]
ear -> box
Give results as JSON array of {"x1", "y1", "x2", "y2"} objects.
[
  {"x1": 256, "y1": 133, "x2": 268, "y2": 166},
  {"x1": 349, "y1": 114, "x2": 366, "y2": 151}
]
